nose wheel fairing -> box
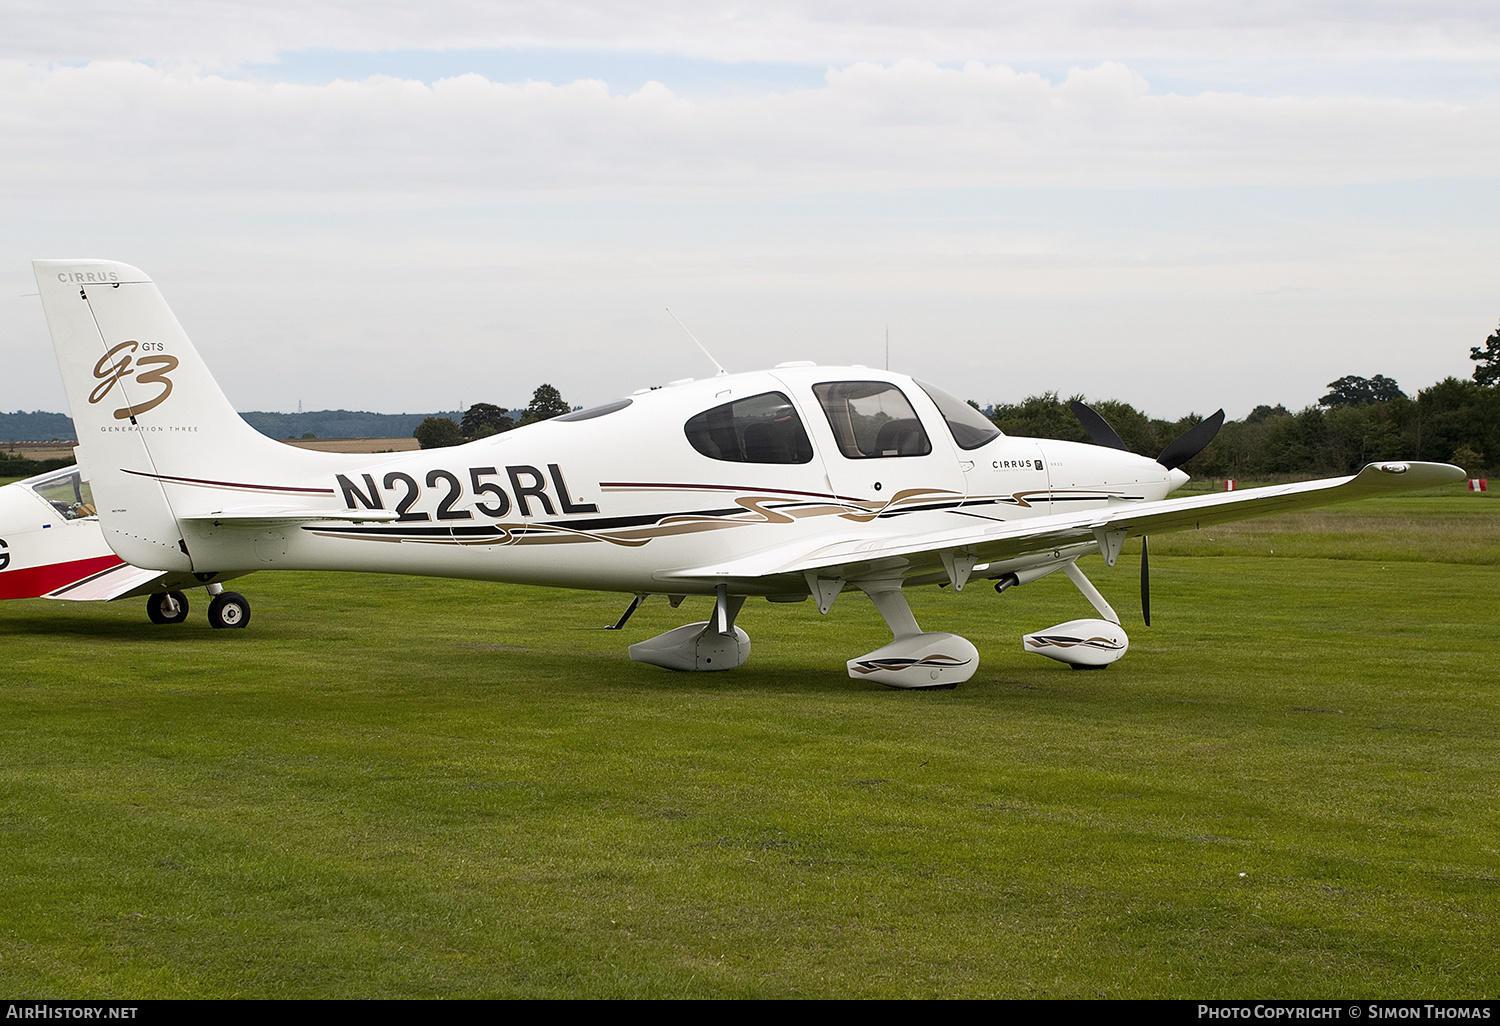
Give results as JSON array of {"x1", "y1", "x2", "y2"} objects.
[
  {"x1": 1019, "y1": 559, "x2": 1130, "y2": 668},
  {"x1": 1023, "y1": 618, "x2": 1128, "y2": 668}
]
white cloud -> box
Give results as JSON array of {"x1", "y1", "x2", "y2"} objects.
[
  {"x1": 3, "y1": 5, "x2": 1496, "y2": 423},
  {"x1": 3, "y1": 58, "x2": 1497, "y2": 208},
  {"x1": 8, "y1": 1, "x2": 1500, "y2": 66}
]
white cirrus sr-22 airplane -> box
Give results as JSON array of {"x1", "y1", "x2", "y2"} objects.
[{"x1": 31, "y1": 259, "x2": 1463, "y2": 688}]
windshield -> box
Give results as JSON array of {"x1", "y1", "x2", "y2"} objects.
[
  {"x1": 25, "y1": 467, "x2": 97, "y2": 520},
  {"x1": 916, "y1": 380, "x2": 1001, "y2": 450}
]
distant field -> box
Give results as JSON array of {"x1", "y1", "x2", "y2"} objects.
[
  {"x1": 3, "y1": 438, "x2": 419, "y2": 466},
  {"x1": 1152, "y1": 486, "x2": 1500, "y2": 564},
  {"x1": 1, "y1": 441, "x2": 76, "y2": 463},
  {"x1": 279, "y1": 437, "x2": 420, "y2": 453},
  {"x1": 1, "y1": 494, "x2": 1496, "y2": 997}
]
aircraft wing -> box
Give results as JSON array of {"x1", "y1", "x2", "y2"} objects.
[{"x1": 659, "y1": 461, "x2": 1464, "y2": 585}]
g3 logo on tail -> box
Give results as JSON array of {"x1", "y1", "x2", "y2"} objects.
[
  {"x1": 0, "y1": 538, "x2": 9, "y2": 572},
  {"x1": 90, "y1": 341, "x2": 179, "y2": 420}
]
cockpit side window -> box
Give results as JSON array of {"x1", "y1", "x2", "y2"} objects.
[
  {"x1": 24, "y1": 468, "x2": 97, "y2": 520},
  {"x1": 812, "y1": 381, "x2": 933, "y2": 459},
  {"x1": 916, "y1": 380, "x2": 1002, "y2": 450},
  {"x1": 684, "y1": 392, "x2": 814, "y2": 464}
]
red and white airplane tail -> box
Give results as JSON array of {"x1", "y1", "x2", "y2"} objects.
[{"x1": 0, "y1": 464, "x2": 250, "y2": 618}]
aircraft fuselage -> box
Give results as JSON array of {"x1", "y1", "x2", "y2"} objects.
[{"x1": 165, "y1": 366, "x2": 1179, "y2": 595}]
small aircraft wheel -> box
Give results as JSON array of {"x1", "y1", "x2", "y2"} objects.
[
  {"x1": 146, "y1": 591, "x2": 190, "y2": 625},
  {"x1": 207, "y1": 591, "x2": 251, "y2": 629}
]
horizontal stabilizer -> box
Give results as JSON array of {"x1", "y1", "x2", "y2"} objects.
[{"x1": 44, "y1": 561, "x2": 169, "y2": 602}]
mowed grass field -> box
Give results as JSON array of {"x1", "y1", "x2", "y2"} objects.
[{"x1": 1, "y1": 485, "x2": 1497, "y2": 997}]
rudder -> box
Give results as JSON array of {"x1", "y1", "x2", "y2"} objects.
[{"x1": 33, "y1": 259, "x2": 303, "y2": 571}]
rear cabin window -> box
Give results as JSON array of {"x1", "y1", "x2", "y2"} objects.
[
  {"x1": 812, "y1": 381, "x2": 933, "y2": 459},
  {"x1": 684, "y1": 392, "x2": 814, "y2": 464}
]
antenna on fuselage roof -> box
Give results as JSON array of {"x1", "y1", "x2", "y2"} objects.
[{"x1": 665, "y1": 308, "x2": 728, "y2": 377}]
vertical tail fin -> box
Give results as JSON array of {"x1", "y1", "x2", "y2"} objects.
[{"x1": 33, "y1": 259, "x2": 317, "y2": 570}]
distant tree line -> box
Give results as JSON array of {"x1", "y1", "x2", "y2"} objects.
[
  {"x1": 0, "y1": 410, "x2": 75, "y2": 443},
  {"x1": 0, "y1": 454, "x2": 72, "y2": 478},
  {"x1": 2, "y1": 408, "x2": 480, "y2": 443},
  {"x1": 415, "y1": 384, "x2": 573, "y2": 449},
  {"x1": 244, "y1": 409, "x2": 468, "y2": 441},
  {"x1": 10, "y1": 324, "x2": 1500, "y2": 476},
  {"x1": 984, "y1": 324, "x2": 1500, "y2": 479}
]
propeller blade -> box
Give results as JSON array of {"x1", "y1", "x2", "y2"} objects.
[
  {"x1": 1141, "y1": 535, "x2": 1151, "y2": 627},
  {"x1": 1157, "y1": 409, "x2": 1225, "y2": 471},
  {"x1": 1070, "y1": 400, "x2": 1129, "y2": 451}
]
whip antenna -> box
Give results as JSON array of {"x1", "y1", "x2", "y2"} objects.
[{"x1": 666, "y1": 308, "x2": 728, "y2": 377}]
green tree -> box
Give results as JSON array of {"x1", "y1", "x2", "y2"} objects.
[
  {"x1": 1414, "y1": 377, "x2": 1500, "y2": 465},
  {"x1": 1087, "y1": 399, "x2": 1159, "y2": 456},
  {"x1": 520, "y1": 384, "x2": 570, "y2": 426},
  {"x1": 1323, "y1": 400, "x2": 1411, "y2": 473},
  {"x1": 1449, "y1": 444, "x2": 1485, "y2": 474},
  {"x1": 1470, "y1": 322, "x2": 1500, "y2": 386},
  {"x1": 988, "y1": 392, "x2": 1088, "y2": 443},
  {"x1": 1260, "y1": 407, "x2": 1328, "y2": 474},
  {"x1": 461, "y1": 402, "x2": 514, "y2": 438},
  {"x1": 1245, "y1": 404, "x2": 1290, "y2": 424},
  {"x1": 1320, "y1": 375, "x2": 1406, "y2": 408},
  {"x1": 414, "y1": 416, "x2": 464, "y2": 449}
]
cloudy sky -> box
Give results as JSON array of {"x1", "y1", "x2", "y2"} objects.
[{"x1": 3, "y1": 1, "x2": 1498, "y2": 420}]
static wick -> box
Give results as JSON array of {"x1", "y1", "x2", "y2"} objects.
[{"x1": 666, "y1": 308, "x2": 728, "y2": 377}]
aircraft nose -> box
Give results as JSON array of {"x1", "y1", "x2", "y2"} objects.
[{"x1": 1168, "y1": 468, "x2": 1190, "y2": 492}]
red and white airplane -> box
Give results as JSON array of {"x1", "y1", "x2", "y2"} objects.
[
  {"x1": 25, "y1": 258, "x2": 1463, "y2": 687},
  {"x1": 0, "y1": 464, "x2": 248, "y2": 623}
]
